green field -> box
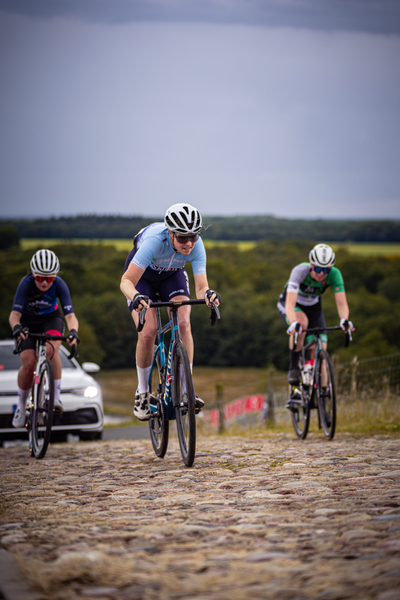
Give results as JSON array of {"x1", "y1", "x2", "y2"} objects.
[{"x1": 20, "y1": 239, "x2": 400, "y2": 255}]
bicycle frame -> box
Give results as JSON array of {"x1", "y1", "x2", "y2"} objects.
[
  {"x1": 150, "y1": 304, "x2": 183, "y2": 420},
  {"x1": 29, "y1": 339, "x2": 49, "y2": 412},
  {"x1": 137, "y1": 298, "x2": 220, "y2": 420},
  {"x1": 300, "y1": 326, "x2": 350, "y2": 391}
]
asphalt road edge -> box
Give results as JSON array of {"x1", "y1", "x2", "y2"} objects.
[{"x1": 0, "y1": 549, "x2": 41, "y2": 600}]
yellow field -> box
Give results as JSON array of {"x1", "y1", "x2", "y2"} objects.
[{"x1": 21, "y1": 239, "x2": 400, "y2": 256}]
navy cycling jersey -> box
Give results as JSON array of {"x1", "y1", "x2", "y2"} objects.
[{"x1": 12, "y1": 275, "x2": 75, "y2": 316}]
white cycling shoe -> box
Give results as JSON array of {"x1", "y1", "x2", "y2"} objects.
[
  {"x1": 54, "y1": 398, "x2": 64, "y2": 412},
  {"x1": 133, "y1": 392, "x2": 152, "y2": 421},
  {"x1": 12, "y1": 408, "x2": 26, "y2": 428}
]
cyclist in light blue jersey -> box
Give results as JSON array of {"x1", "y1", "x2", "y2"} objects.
[
  {"x1": 277, "y1": 244, "x2": 354, "y2": 385},
  {"x1": 120, "y1": 203, "x2": 221, "y2": 420}
]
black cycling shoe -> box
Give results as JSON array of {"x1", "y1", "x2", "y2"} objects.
[
  {"x1": 195, "y1": 396, "x2": 205, "y2": 414},
  {"x1": 288, "y1": 368, "x2": 300, "y2": 385}
]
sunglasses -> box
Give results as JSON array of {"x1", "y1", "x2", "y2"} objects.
[
  {"x1": 312, "y1": 266, "x2": 331, "y2": 275},
  {"x1": 35, "y1": 275, "x2": 55, "y2": 283},
  {"x1": 174, "y1": 234, "x2": 198, "y2": 244}
]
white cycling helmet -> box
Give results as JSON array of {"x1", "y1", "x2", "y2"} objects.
[
  {"x1": 309, "y1": 244, "x2": 336, "y2": 268},
  {"x1": 30, "y1": 249, "x2": 60, "y2": 276},
  {"x1": 164, "y1": 203, "x2": 203, "y2": 235}
]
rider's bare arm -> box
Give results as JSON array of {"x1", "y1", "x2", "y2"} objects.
[
  {"x1": 120, "y1": 263, "x2": 148, "y2": 309},
  {"x1": 334, "y1": 292, "x2": 354, "y2": 330},
  {"x1": 285, "y1": 291, "x2": 299, "y2": 328},
  {"x1": 194, "y1": 273, "x2": 220, "y2": 306},
  {"x1": 9, "y1": 310, "x2": 22, "y2": 330}
]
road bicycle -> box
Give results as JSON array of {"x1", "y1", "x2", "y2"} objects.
[
  {"x1": 14, "y1": 332, "x2": 78, "y2": 459},
  {"x1": 287, "y1": 324, "x2": 351, "y2": 441},
  {"x1": 137, "y1": 298, "x2": 220, "y2": 467}
]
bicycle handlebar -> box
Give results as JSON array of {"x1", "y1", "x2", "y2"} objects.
[
  {"x1": 14, "y1": 332, "x2": 79, "y2": 359},
  {"x1": 294, "y1": 325, "x2": 352, "y2": 348},
  {"x1": 137, "y1": 298, "x2": 220, "y2": 332}
]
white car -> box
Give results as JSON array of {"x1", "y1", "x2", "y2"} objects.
[{"x1": 0, "y1": 339, "x2": 104, "y2": 445}]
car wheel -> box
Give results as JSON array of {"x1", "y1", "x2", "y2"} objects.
[{"x1": 79, "y1": 432, "x2": 103, "y2": 441}]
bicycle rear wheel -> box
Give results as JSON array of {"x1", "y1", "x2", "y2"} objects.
[
  {"x1": 31, "y1": 359, "x2": 54, "y2": 459},
  {"x1": 316, "y1": 350, "x2": 336, "y2": 440},
  {"x1": 148, "y1": 348, "x2": 169, "y2": 458},
  {"x1": 172, "y1": 341, "x2": 196, "y2": 467}
]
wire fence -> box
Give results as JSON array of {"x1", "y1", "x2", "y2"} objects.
[
  {"x1": 206, "y1": 352, "x2": 400, "y2": 421},
  {"x1": 334, "y1": 353, "x2": 400, "y2": 397}
]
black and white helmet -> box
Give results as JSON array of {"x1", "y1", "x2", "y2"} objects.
[
  {"x1": 30, "y1": 249, "x2": 60, "y2": 276},
  {"x1": 164, "y1": 203, "x2": 203, "y2": 235},
  {"x1": 309, "y1": 244, "x2": 336, "y2": 268}
]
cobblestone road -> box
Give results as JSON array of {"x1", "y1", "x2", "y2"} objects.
[{"x1": 1, "y1": 432, "x2": 400, "y2": 600}]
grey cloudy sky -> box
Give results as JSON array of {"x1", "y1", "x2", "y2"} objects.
[{"x1": 0, "y1": 0, "x2": 399, "y2": 220}]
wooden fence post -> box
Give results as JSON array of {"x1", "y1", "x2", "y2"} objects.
[
  {"x1": 216, "y1": 384, "x2": 225, "y2": 433},
  {"x1": 266, "y1": 369, "x2": 275, "y2": 425},
  {"x1": 351, "y1": 355, "x2": 358, "y2": 396}
]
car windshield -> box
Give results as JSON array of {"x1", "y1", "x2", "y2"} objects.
[
  {"x1": 0, "y1": 345, "x2": 21, "y2": 370},
  {"x1": 0, "y1": 343, "x2": 76, "y2": 370}
]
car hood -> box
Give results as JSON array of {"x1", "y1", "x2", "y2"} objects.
[
  {"x1": 0, "y1": 368, "x2": 99, "y2": 394},
  {"x1": 58, "y1": 369, "x2": 100, "y2": 392},
  {"x1": 0, "y1": 371, "x2": 18, "y2": 393}
]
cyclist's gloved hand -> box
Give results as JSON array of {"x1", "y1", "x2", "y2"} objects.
[
  {"x1": 12, "y1": 324, "x2": 28, "y2": 341},
  {"x1": 132, "y1": 293, "x2": 149, "y2": 311},
  {"x1": 68, "y1": 329, "x2": 80, "y2": 344},
  {"x1": 340, "y1": 318, "x2": 354, "y2": 331},
  {"x1": 287, "y1": 321, "x2": 301, "y2": 335},
  {"x1": 205, "y1": 289, "x2": 221, "y2": 305}
]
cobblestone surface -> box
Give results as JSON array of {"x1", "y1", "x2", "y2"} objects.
[{"x1": 1, "y1": 432, "x2": 400, "y2": 600}]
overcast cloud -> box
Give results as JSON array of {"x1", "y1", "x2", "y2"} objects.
[{"x1": 0, "y1": 0, "x2": 399, "y2": 220}]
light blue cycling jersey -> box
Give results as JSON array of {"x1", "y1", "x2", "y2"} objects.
[{"x1": 131, "y1": 223, "x2": 207, "y2": 275}]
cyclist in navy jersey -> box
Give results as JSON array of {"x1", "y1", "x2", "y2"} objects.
[
  {"x1": 277, "y1": 244, "x2": 354, "y2": 386},
  {"x1": 9, "y1": 249, "x2": 80, "y2": 428},
  {"x1": 120, "y1": 203, "x2": 221, "y2": 421}
]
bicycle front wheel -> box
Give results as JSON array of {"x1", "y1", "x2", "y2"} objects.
[
  {"x1": 316, "y1": 350, "x2": 336, "y2": 440},
  {"x1": 31, "y1": 359, "x2": 54, "y2": 459},
  {"x1": 172, "y1": 342, "x2": 196, "y2": 467},
  {"x1": 148, "y1": 348, "x2": 169, "y2": 458},
  {"x1": 290, "y1": 382, "x2": 311, "y2": 440}
]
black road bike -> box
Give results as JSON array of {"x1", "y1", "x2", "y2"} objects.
[
  {"x1": 15, "y1": 332, "x2": 78, "y2": 459},
  {"x1": 137, "y1": 299, "x2": 220, "y2": 467},
  {"x1": 288, "y1": 324, "x2": 351, "y2": 440}
]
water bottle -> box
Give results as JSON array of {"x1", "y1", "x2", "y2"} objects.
[{"x1": 302, "y1": 359, "x2": 314, "y2": 385}]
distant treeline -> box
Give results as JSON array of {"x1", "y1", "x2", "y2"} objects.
[
  {"x1": 1, "y1": 214, "x2": 400, "y2": 242},
  {"x1": 2, "y1": 240, "x2": 400, "y2": 370}
]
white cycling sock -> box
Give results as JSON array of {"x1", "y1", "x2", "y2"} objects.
[
  {"x1": 17, "y1": 387, "x2": 30, "y2": 411},
  {"x1": 137, "y1": 366, "x2": 151, "y2": 394},
  {"x1": 180, "y1": 363, "x2": 193, "y2": 396},
  {"x1": 54, "y1": 379, "x2": 62, "y2": 402}
]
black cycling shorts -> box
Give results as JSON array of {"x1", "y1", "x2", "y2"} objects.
[{"x1": 19, "y1": 308, "x2": 65, "y2": 352}]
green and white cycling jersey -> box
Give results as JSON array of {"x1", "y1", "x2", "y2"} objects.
[{"x1": 281, "y1": 263, "x2": 345, "y2": 307}]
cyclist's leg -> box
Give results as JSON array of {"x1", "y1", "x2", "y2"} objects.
[
  {"x1": 17, "y1": 348, "x2": 36, "y2": 391},
  {"x1": 13, "y1": 320, "x2": 37, "y2": 426},
  {"x1": 279, "y1": 305, "x2": 308, "y2": 383},
  {"x1": 43, "y1": 314, "x2": 65, "y2": 410},
  {"x1": 278, "y1": 295, "x2": 308, "y2": 383},
  {"x1": 161, "y1": 269, "x2": 193, "y2": 359},
  {"x1": 161, "y1": 270, "x2": 203, "y2": 411},
  {"x1": 127, "y1": 275, "x2": 158, "y2": 383},
  {"x1": 126, "y1": 274, "x2": 158, "y2": 420},
  {"x1": 306, "y1": 303, "x2": 328, "y2": 385}
]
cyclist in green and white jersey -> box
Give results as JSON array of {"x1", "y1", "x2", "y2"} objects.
[{"x1": 277, "y1": 244, "x2": 354, "y2": 385}]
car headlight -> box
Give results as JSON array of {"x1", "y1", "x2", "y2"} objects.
[
  {"x1": 83, "y1": 386, "x2": 99, "y2": 398},
  {"x1": 71, "y1": 386, "x2": 99, "y2": 398}
]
